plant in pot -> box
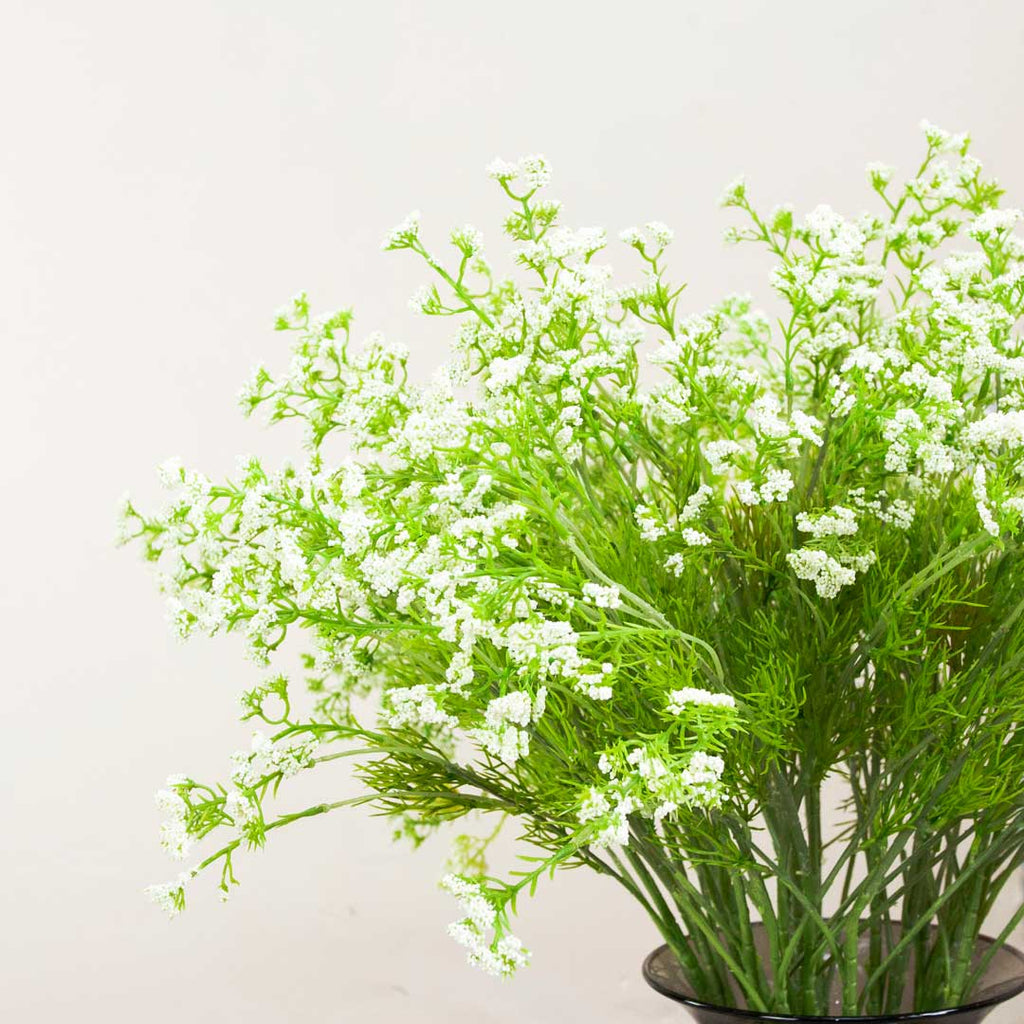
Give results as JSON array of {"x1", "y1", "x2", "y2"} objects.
[{"x1": 121, "y1": 123, "x2": 1024, "y2": 1021}]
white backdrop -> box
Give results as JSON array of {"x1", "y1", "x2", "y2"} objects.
[{"x1": 3, "y1": 2, "x2": 1024, "y2": 1021}]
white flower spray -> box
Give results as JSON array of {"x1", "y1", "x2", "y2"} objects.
[{"x1": 123, "y1": 124, "x2": 1024, "y2": 1008}]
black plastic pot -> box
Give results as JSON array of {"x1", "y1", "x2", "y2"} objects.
[{"x1": 642, "y1": 924, "x2": 1024, "y2": 1023}]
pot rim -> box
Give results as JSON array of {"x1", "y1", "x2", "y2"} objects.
[{"x1": 642, "y1": 931, "x2": 1024, "y2": 1022}]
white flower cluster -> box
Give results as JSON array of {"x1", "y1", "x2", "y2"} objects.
[
  {"x1": 704, "y1": 439, "x2": 743, "y2": 475},
  {"x1": 575, "y1": 661, "x2": 616, "y2": 701},
  {"x1": 144, "y1": 870, "x2": 194, "y2": 918},
  {"x1": 644, "y1": 380, "x2": 693, "y2": 427},
  {"x1": 620, "y1": 220, "x2": 674, "y2": 253},
  {"x1": 155, "y1": 785, "x2": 192, "y2": 861},
  {"x1": 582, "y1": 582, "x2": 622, "y2": 609},
  {"x1": 386, "y1": 685, "x2": 459, "y2": 730},
  {"x1": 381, "y1": 210, "x2": 421, "y2": 251},
  {"x1": 796, "y1": 506, "x2": 858, "y2": 538},
  {"x1": 666, "y1": 688, "x2": 737, "y2": 713},
  {"x1": 965, "y1": 410, "x2": 1024, "y2": 450},
  {"x1": 580, "y1": 710, "x2": 736, "y2": 844},
  {"x1": 627, "y1": 746, "x2": 728, "y2": 826},
  {"x1": 442, "y1": 875, "x2": 529, "y2": 977},
  {"x1": 634, "y1": 503, "x2": 667, "y2": 542},
  {"x1": 487, "y1": 153, "x2": 551, "y2": 191},
  {"x1": 681, "y1": 485, "x2": 713, "y2": 523},
  {"x1": 973, "y1": 464, "x2": 1000, "y2": 538},
  {"x1": 471, "y1": 687, "x2": 547, "y2": 765},
  {"x1": 229, "y1": 730, "x2": 320, "y2": 787},
  {"x1": 577, "y1": 786, "x2": 637, "y2": 847},
  {"x1": 634, "y1": 484, "x2": 717, "y2": 563},
  {"x1": 786, "y1": 548, "x2": 876, "y2": 599},
  {"x1": 969, "y1": 208, "x2": 1022, "y2": 240},
  {"x1": 734, "y1": 468, "x2": 794, "y2": 506}
]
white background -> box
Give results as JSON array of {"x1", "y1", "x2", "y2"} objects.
[{"x1": 3, "y1": 2, "x2": 1024, "y2": 1021}]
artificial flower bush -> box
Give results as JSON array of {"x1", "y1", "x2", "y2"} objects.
[{"x1": 121, "y1": 123, "x2": 1024, "y2": 1015}]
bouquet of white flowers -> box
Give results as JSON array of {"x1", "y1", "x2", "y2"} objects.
[{"x1": 121, "y1": 122, "x2": 1024, "y2": 1017}]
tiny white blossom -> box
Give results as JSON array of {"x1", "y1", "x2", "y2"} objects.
[
  {"x1": 760, "y1": 468, "x2": 794, "y2": 504},
  {"x1": 680, "y1": 485, "x2": 713, "y2": 523},
  {"x1": 965, "y1": 410, "x2": 1024, "y2": 450},
  {"x1": 920, "y1": 119, "x2": 964, "y2": 153},
  {"x1": 719, "y1": 175, "x2": 746, "y2": 208},
  {"x1": 634, "y1": 503, "x2": 668, "y2": 542},
  {"x1": 679, "y1": 750, "x2": 727, "y2": 806},
  {"x1": 619, "y1": 221, "x2": 674, "y2": 251},
  {"x1": 664, "y1": 553, "x2": 687, "y2": 577},
  {"x1": 796, "y1": 506, "x2": 858, "y2": 538},
  {"x1": 144, "y1": 870, "x2": 194, "y2": 918},
  {"x1": 680, "y1": 528, "x2": 713, "y2": 547},
  {"x1": 645, "y1": 221, "x2": 674, "y2": 248},
  {"x1": 578, "y1": 787, "x2": 611, "y2": 823},
  {"x1": 156, "y1": 457, "x2": 184, "y2": 489},
  {"x1": 969, "y1": 208, "x2": 1022, "y2": 240},
  {"x1": 450, "y1": 224, "x2": 483, "y2": 256},
  {"x1": 486, "y1": 157, "x2": 518, "y2": 181},
  {"x1": 224, "y1": 789, "x2": 258, "y2": 827},
  {"x1": 704, "y1": 439, "x2": 743, "y2": 475},
  {"x1": 787, "y1": 548, "x2": 858, "y2": 599},
  {"x1": 381, "y1": 210, "x2": 421, "y2": 251},
  {"x1": 791, "y1": 411, "x2": 825, "y2": 446},
  {"x1": 973, "y1": 464, "x2": 1000, "y2": 537},
  {"x1": 409, "y1": 284, "x2": 441, "y2": 314},
  {"x1": 582, "y1": 582, "x2": 622, "y2": 609},
  {"x1": 866, "y1": 161, "x2": 894, "y2": 187},
  {"x1": 519, "y1": 154, "x2": 551, "y2": 189},
  {"x1": 667, "y1": 688, "x2": 736, "y2": 713},
  {"x1": 442, "y1": 875, "x2": 530, "y2": 977},
  {"x1": 734, "y1": 480, "x2": 761, "y2": 506}
]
